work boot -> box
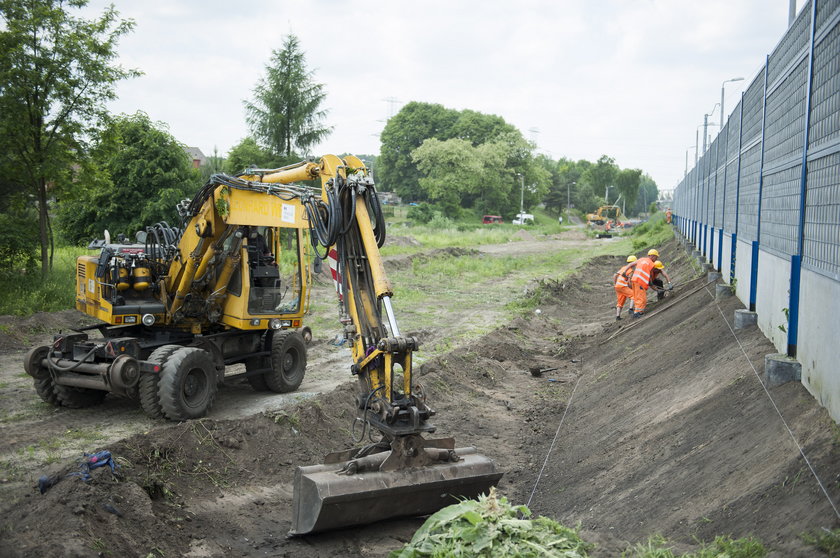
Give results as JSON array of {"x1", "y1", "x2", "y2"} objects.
[
  {"x1": 632, "y1": 311, "x2": 644, "y2": 318},
  {"x1": 616, "y1": 316, "x2": 622, "y2": 321}
]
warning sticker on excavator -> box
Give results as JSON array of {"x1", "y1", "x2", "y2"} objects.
[{"x1": 282, "y1": 204, "x2": 296, "y2": 224}]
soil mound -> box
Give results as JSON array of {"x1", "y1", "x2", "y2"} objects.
[{"x1": 2, "y1": 238, "x2": 837, "y2": 557}]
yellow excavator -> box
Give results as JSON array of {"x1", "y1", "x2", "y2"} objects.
[{"x1": 24, "y1": 154, "x2": 501, "y2": 534}]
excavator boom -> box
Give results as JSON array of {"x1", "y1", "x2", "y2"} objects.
[{"x1": 255, "y1": 155, "x2": 502, "y2": 535}]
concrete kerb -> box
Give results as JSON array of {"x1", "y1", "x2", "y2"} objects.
[
  {"x1": 734, "y1": 308, "x2": 757, "y2": 329},
  {"x1": 765, "y1": 353, "x2": 802, "y2": 387}
]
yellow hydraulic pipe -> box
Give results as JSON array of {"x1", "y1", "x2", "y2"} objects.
[
  {"x1": 256, "y1": 162, "x2": 320, "y2": 185},
  {"x1": 169, "y1": 237, "x2": 207, "y2": 317},
  {"x1": 209, "y1": 238, "x2": 243, "y2": 302},
  {"x1": 355, "y1": 197, "x2": 392, "y2": 299}
]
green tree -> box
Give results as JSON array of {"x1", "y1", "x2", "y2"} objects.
[
  {"x1": 582, "y1": 155, "x2": 618, "y2": 203},
  {"x1": 224, "y1": 137, "x2": 281, "y2": 174},
  {"x1": 631, "y1": 173, "x2": 659, "y2": 216},
  {"x1": 615, "y1": 168, "x2": 642, "y2": 213},
  {"x1": 378, "y1": 102, "x2": 459, "y2": 200},
  {"x1": 0, "y1": 0, "x2": 139, "y2": 273},
  {"x1": 56, "y1": 112, "x2": 199, "y2": 244},
  {"x1": 244, "y1": 34, "x2": 331, "y2": 159}
]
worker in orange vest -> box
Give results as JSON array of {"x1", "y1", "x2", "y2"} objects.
[
  {"x1": 665, "y1": 208, "x2": 672, "y2": 224},
  {"x1": 629, "y1": 249, "x2": 659, "y2": 317},
  {"x1": 613, "y1": 255, "x2": 637, "y2": 320}
]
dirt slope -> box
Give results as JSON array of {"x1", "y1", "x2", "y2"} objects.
[{"x1": 1, "y1": 238, "x2": 837, "y2": 557}]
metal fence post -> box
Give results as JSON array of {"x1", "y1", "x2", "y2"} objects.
[{"x1": 787, "y1": 0, "x2": 818, "y2": 357}]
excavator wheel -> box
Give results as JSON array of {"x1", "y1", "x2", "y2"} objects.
[
  {"x1": 158, "y1": 346, "x2": 218, "y2": 421},
  {"x1": 139, "y1": 345, "x2": 181, "y2": 419},
  {"x1": 53, "y1": 385, "x2": 107, "y2": 409},
  {"x1": 266, "y1": 330, "x2": 306, "y2": 393},
  {"x1": 33, "y1": 377, "x2": 59, "y2": 406},
  {"x1": 25, "y1": 346, "x2": 59, "y2": 406}
]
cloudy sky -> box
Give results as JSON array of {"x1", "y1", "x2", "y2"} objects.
[{"x1": 80, "y1": 0, "x2": 797, "y2": 192}]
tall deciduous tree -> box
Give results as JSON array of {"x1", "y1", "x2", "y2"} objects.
[
  {"x1": 0, "y1": 0, "x2": 139, "y2": 273},
  {"x1": 56, "y1": 112, "x2": 198, "y2": 244},
  {"x1": 582, "y1": 155, "x2": 619, "y2": 203},
  {"x1": 245, "y1": 34, "x2": 331, "y2": 159},
  {"x1": 615, "y1": 168, "x2": 642, "y2": 212}
]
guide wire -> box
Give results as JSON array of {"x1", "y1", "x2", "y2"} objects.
[
  {"x1": 524, "y1": 374, "x2": 582, "y2": 512},
  {"x1": 703, "y1": 284, "x2": 840, "y2": 520}
]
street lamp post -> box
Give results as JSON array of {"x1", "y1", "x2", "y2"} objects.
[
  {"x1": 517, "y1": 173, "x2": 525, "y2": 216},
  {"x1": 721, "y1": 77, "x2": 745, "y2": 128},
  {"x1": 567, "y1": 181, "x2": 575, "y2": 214}
]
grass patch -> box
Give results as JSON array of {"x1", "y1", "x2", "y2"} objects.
[
  {"x1": 0, "y1": 245, "x2": 85, "y2": 315},
  {"x1": 631, "y1": 212, "x2": 673, "y2": 252},
  {"x1": 622, "y1": 534, "x2": 767, "y2": 558},
  {"x1": 801, "y1": 528, "x2": 840, "y2": 557}
]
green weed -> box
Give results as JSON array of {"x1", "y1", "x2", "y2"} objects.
[
  {"x1": 622, "y1": 534, "x2": 766, "y2": 558},
  {"x1": 801, "y1": 528, "x2": 840, "y2": 556}
]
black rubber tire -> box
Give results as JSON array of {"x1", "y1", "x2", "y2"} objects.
[
  {"x1": 33, "y1": 377, "x2": 59, "y2": 406},
  {"x1": 24, "y1": 345, "x2": 51, "y2": 379},
  {"x1": 54, "y1": 384, "x2": 107, "y2": 408},
  {"x1": 139, "y1": 345, "x2": 181, "y2": 419},
  {"x1": 244, "y1": 357, "x2": 270, "y2": 392},
  {"x1": 265, "y1": 331, "x2": 306, "y2": 393},
  {"x1": 158, "y1": 347, "x2": 218, "y2": 421}
]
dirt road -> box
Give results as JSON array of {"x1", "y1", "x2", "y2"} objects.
[{"x1": 1, "y1": 234, "x2": 837, "y2": 557}]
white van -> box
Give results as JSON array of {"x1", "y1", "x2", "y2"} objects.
[{"x1": 512, "y1": 212, "x2": 534, "y2": 225}]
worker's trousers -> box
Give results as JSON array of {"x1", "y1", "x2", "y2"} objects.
[
  {"x1": 615, "y1": 284, "x2": 633, "y2": 309},
  {"x1": 632, "y1": 281, "x2": 648, "y2": 312}
]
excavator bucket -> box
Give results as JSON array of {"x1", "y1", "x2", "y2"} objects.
[{"x1": 290, "y1": 446, "x2": 502, "y2": 535}]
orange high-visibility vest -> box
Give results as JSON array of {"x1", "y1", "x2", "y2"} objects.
[
  {"x1": 615, "y1": 263, "x2": 634, "y2": 288},
  {"x1": 632, "y1": 257, "x2": 655, "y2": 289}
]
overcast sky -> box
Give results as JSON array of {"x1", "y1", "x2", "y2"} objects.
[{"x1": 80, "y1": 0, "x2": 798, "y2": 192}]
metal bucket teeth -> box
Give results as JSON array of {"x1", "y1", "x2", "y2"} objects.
[{"x1": 290, "y1": 447, "x2": 502, "y2": 535}]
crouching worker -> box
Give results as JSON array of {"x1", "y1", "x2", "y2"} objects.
[
  {"x1": 650, "y1": 260, "x2": 673, "y2": 301},
  {"x1": 613, "y1": 255, "x2": 637, "y2": 320},
  {"x1": 630, "y1": 249, "x2": 659, "y2": 318}
]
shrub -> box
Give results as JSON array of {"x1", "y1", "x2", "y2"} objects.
[{"x1": 389, "y1": 488, "x2": 592, "y2": 558}]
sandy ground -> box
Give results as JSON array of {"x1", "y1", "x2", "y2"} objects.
[{"x1": 0, "y1": 233, "x2": 837, "y2": 557}]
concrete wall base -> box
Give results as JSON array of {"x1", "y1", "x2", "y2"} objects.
[
  {"x1": 715, "y1": 284, "x2": 733, "y2": 300},
  {"x1": 764, "y1": 353, "x2": 801, "y2": 387},
  {"x1": 698, "y1": 260, "x2": 710, "y2": 272},
  {"x1": 708, "y1": 271, "x2": 722, "y2": 283},
  {"x1": 734, "y1": 309, "x2": 757, "y2": 329}
]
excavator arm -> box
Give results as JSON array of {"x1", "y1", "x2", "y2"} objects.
[{"x1": 253, "y1": 155, "x2": 501, "y2": 535}]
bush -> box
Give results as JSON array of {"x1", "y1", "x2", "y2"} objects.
[
  {"x1": 631, "y1": 212, "x2": 672, "y2": 251},
  {"x1": 0, "y1": 206, "x2": 38, "y2": 272},
  {"x1": 389, "y1": 488, "x2": 592, "y2": 557}
]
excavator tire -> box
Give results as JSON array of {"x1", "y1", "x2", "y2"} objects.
[
  {"x1": 25, "y1": 346, "x2": 59, "y2": 406},
  {"x1": 158, "y1": 347, "x2": 218, "y2": 421},
  {"x1": 139, "y1": 345, "x2": 181, "y2": 419},
  {"x1": 33, "y1": 377, "x2": 59, "y2": 406},
  {"x1": 245, "y1": 356, "x2": 270, "y2": 392},
  {"x1": 54, "y1": 385, "x2": 107, "y2": 408},
  {"x1": 266, "y1": 330, "x2": 306, "y2": 393}
]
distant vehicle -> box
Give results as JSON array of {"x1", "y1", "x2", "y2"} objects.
[
  {"x1": 512, "y1": 212, "x2": 534, "y2": 225},
  {"x1": 482, "y1": 215, "x2": 503, "y2": 224}
]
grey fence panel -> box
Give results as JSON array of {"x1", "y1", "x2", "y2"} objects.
[
  {"x1": 760, "y1": 164, "x2": 802, "y2": 258},
  {"x1": 727, "y1": 99, "x2": 742, "y2": 160},
  {"x1": 741, "y1": 70, "x2": 766, "y2": 144},
  {"x1": 724, "y1": 159, "x2": 739, "y2": 232},
  {"x1": 809, "y1": 16, "x2": 840, "y2": 151},
  {"x1": 815, "y1": 0, "x2": 839, "y2": 32},
  {"x1": 767, "y1": 5, "x2": 810, "y2": 85},
  {"x1": 737, "y1": 143, "x2": 762, "y2": 242},
  {"x1": 763, "y1": 56, "x2": 809, "y2": 166},
  {"x1": 804, "y1": 151, "x2": 840, "y2": 279},
  {"x1": 714, "y1": 163, "x2": 726, "y2": 228}
]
